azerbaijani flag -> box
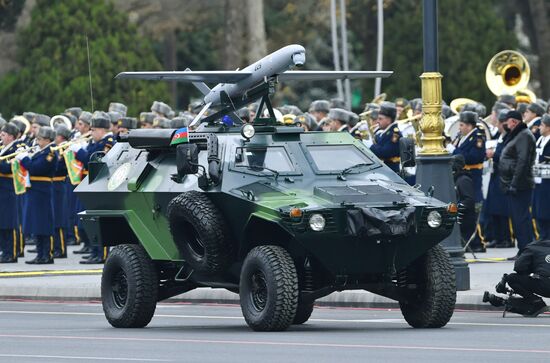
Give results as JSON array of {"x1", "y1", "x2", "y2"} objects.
[
  {"x1": 170, "y1": 127, "x2": 189, "y2": 145},
  {"x1": 11, "y1": 160, "x2": 28, "y2": 195}
]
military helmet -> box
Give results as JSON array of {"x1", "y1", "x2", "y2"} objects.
[
  {"x1": 90, "y1": 111, "x2": 111, "y2": 129},
  {"x1": 309, "y1": 100, "x2": 330, "y2": 113},
  {"x1": 117, "y1": 117, "x2": 138, "y2": 130},
  {"x1": 79, "y1": 111, "x2": 93, "y2": 125},
  {"x1": 37, "y1": 126, "x2": 56, "y2": 141},
  {"x1": 108, "y1": 102, "x2": 127, "y2": 117},
  {"x1": 55, "y1": 124, "x2": 72, "y2": 140},
  {"x1": 459, "y1": 111, "x2": 478, "y2": 126},
  {"x1": 64, "y1": 107, "x2": 83, "y2": 119},
  {"x1": 1, "y1": 123, "x2": 19, "y2": 138}
]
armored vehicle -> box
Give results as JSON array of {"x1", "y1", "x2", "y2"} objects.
[{"x1": 77, "y1": 122, "x2": 458, "y2": 332}]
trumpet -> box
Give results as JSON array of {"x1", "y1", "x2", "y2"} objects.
[
  {"x1": 0, "y1": 145, "x2": 37, "y2": 162},
  {"x1": 351, "y1": 110, "x2": 377, "y2": 143},
  {"x1": 51, "y1": 132, "x2": 92, "y2": 152}
]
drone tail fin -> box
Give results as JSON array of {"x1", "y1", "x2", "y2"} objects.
[{"x1": 185, "y1": 68, "x2": 211, "y2": 96}]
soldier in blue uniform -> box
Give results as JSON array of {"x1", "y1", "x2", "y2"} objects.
[
  {"x1": 52, "y1": 125, "x2": 72, "y2": 258},
  {"x1": 451, "y1": 111, "x2": 486, "y2": 203},
  {"x1": 71, "y1": 111, "x2": 115, "y2": 264},
  {"x1": 524, "y1": 102, "x2": 544, "y2": 141},
  {"x1": 532, "y1": 115, "x2": 550, "y2": 240},
  {"x1": 370, "y1": 103, "x2": 401, "y2": 173},
  {"x1": 0, "y1": 124, "x2": 23, "y2": 263},
  {"x1": 485, "y1": 110, "x2": 513, "y2": 248},
  {"x1": 328, "y1": 108, "x2": 350, "y2": 132},
  {"x1": 17, "y1": 127, "x2": 58, "y2": 264}
]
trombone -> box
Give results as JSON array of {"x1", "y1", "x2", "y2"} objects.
[
  {"x1": 51, "y1": 132, "x2": 92, "y2": 153},
  {"x1": 0, "y1": 145, "x2": 38, "y2": 162}
]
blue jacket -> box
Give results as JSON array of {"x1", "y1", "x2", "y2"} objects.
[
  {"x1": 370, "y1": 122, "x2": 401, "y2": 173},
  {"x1": 453, "y1": 127, "x2": 486, "y2": 202},
  {"x1": 75, "y1": 134, "x2": 115, "y2": 168},
  {"x1": 0, "y1": 142, "x2": 21, "y2": 229},
  {"x1": 532, "y1": 138, "x2": 550, "y2": 220}
]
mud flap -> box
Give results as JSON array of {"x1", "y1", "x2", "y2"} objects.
[{"x1": 347, "y1": 207, "x2": 415, "y2": 237}]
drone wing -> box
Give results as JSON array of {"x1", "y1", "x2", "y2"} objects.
[
  {"x1": 277, "y1": 71, "x2": 393, "y2": 81},
  {"x1": 115, "y1": 71, "x2": 253, "y2": 83}
]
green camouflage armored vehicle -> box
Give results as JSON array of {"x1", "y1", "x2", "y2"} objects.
[{"x1": 77, "y1": 122, "x2": 458, "y2": 332}]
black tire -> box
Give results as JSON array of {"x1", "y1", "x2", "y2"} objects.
[
  {"x1": 167, "y1": 191, "x2": 232, "y2": 274},
  {"x1": 293, "y1": 301, "x2": 314, "y2": 325},
  {"x1": 399, "y1": 244, "x2": 456, "y2": 328},
  {"x1": 240, "y1": 245, "x2": 299, "y2": 331},
  {"x1": 102, "y1": 244, "x2": 158, "y2": 328}
]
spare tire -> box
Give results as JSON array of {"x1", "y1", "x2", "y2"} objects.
[{"x1": 167, "y1": 191, "x2": 232, "y2": 274}]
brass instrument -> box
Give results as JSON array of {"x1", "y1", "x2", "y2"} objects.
[
  {"x1": 371, "y1": 93, "x2": 387, "y2": 105},
  {"x1": 450, "y1": 98, "x2": 477, "y2": 115},
  {"x1": 51, "y1": 132, "x2": 91, "y2": 153},
  {"x1": 11, "y1": 115, "x2": 31, "y2": 135},
  {"x1": 485, "y1": 50, "x2": 536, "y2": 103},
  {"x1": 398, "y1": 113, "x2": 423, "y2": 147},
  {"x1": 0, "y1": 145, "x2": 37, "y2": 162},
  {"x1": 50, "y1": 115, "x2": 73, "y2": 131},
  {"x1": 353, "y1": 110, "x2": 377, "y2": 143}
]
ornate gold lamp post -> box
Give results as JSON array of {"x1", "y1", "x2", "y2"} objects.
[{"x1": 416, "y1": 0, "x2": 470, "y2": 290}]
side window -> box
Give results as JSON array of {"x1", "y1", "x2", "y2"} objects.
[{"x1": 235, "y1": 146, "x2": 294, "y2": 172}]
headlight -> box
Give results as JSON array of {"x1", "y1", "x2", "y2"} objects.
[
  {"x1": 241, "y1": 124, "x2": 255, "y2": 140},
  {"x1": 309, "y1": 214, "x2": 325, "y2": 232},
  {"x1": 427, "y1": 211, "x2": 442, "y2": 228}
]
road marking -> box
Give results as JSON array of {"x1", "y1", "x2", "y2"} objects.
[
  {"x1": 465, "y1": 257, "x2": 508, "y2": 263},
  {"x1": 0, "y1": 353, "x2": 169, "y2": 361},
  {"x1": 0, "y1": 334, "x2": 549, "y2": 355},
  {"x1": 0, "y1": 269, "x2": 102, "y2": 278},
  {"x1": 0, "y1": 309, "x2": 549, "y2": 328}
]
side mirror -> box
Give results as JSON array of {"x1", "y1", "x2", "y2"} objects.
[
  {"x1": 399, "y1": 137, "x2": 416, "y2": 168},
  {"x1": 176, "y1": 144, "x2": 199, "y2": 177}
]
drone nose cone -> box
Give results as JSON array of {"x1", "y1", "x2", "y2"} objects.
[{"x1": 292, "y1": 52, "x2": 306, "y2": 67}]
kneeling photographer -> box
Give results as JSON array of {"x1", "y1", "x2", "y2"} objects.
[{"x1": 483, "y1": 239, "x2": 550, "y2": 316}]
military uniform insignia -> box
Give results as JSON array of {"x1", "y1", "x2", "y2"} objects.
[
  {"x1": 391, "y1": 132, "x2": 400, "y2": 143},
  {"x1": 476, "y1": 138, "x2": 484, "y2": 148},
  {"x1": 46, "y1": 153, "x2": 54, "y2": 162},
  {"x1": 108, "y1": 138, "x2": 113, "y2": 142},
  {"x1": 531, "y1": 125, "x2": 539, "y2": 134}
]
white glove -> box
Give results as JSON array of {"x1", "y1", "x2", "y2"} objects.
[
  {"x1": 15, "y1": 152, "x2": 29, "y2": 161},
  {"x1": 446, "y1": 143, "x2": 456, "y2": 154},
  {"x1": 69, "y1": 143, "x2": 82, "y2": 153}
]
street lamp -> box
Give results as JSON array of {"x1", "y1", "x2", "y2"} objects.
[{"x1": 416, "y1": 0, "x2": 470, "y2": 290}]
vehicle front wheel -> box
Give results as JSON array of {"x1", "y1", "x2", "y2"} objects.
[
  {"x1": 239, "y1": 245, "x2": 298, "y2": 331},
  {"x1": 102, "y1": 244, "x2": 158, "y2": 328},
  {"x1": 398, "y1": 244, "x2": 456, "y2": 328}
]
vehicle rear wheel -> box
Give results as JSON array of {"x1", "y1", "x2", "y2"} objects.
[
  {"x1": 102, "y1": 244, "x2": 158, "y2": 328},
  {"x1": 167, "y1": 191, "x2": 232, "y2": 274},
  {"x1": 398, "y1": 244, "x2": 456, "y2": 328},
  {"x1": 293, "y1": 301, "x2": 314, "y2": 325},
  {"x1": 240, "y1": 245, "x2": 298, "y2": 331}
]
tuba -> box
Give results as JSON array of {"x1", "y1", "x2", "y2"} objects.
[
  {"x1": 11, "y1": 115, "x2": 31, "y2": 135},
  {"x1": 485, "y1": 50, "x2": 536, "y2": 103},
  {"x1": 50, "y1": 115, "x2": 73, "y2": 131}
]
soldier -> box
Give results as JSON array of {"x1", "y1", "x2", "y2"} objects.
[
  {"x1": 52, "y1": 125, "x2": 71, "y2": 258},
  {"x1": 117, "y1": 117, "x2": 138, "y2": 134},
  {"x1": 152, "y1": 117, "x2": 172, "y2": 129},
  {"x1": 370, "y1": 103, "x2": 402, "y2": 173},
  {"x1": 76, "y1": 111, "x2": 92, "y2": 138},
  {"x1": 523, "y1": 102, "x2": 545, "y2": 140},
  {"x1": 17, "y1": 127, "x2": 58, "y2": 264},
  {"x1": 308, "y1": 100, "x2": 330, "y2": 124},
  {"x1": 139, "y1": 112, "x2": 155, "y2": 129},
  {"x1": 532, "y1": 115, "x2": 550, "y2": 240},
  {"x1": 29, "y1": 114, "x2": 50, "y2": 145},
  {"x1": 0, "y1": 124, "x2": 22, "y2": 263},
  {"x1": 295, "y1": 113, "x2": 317, "y2": 132},
  {"x1": 108, "y1": 111, "x2": 123, "y2": 137},
  {"x1": 328, "y1": 108, "x2": 350, "y2": 132},
  {"x1": 70, "y1": 111, "x2": 115, "y2": 264}
]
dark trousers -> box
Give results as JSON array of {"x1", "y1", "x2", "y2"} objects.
[
  {"x1": 506, "y1": 273, "x2": 550, "y2": 300},
  {"x1": 36, "y1": 235, "x2": 53, "y2": 260},
  {"x1": 507, "y1": 189, "x2": 535, "y2": 250},
  {"x1": 491, "y1": 214, "x2": 512, "y2": 242},
  {"x1": 53, "y1": 228, "x2": 66, "y2": 256},
  {"x1": 535, "y1": 219, "x2": 550, "y2": 241},
  {"x1": 0, "y1": 229, "x2": 17, "y2": 260}
]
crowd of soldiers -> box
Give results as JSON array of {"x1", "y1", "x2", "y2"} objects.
[{"x1": 0, "y1": 92, "x2": 549, "y2": 264}]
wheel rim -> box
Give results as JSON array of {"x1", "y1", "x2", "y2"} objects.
[
  {"x1": 180, "y1": 221, "x2": 205, "y2": 259},
  {"x1": 111, "y1": 269, "x2": 128, "y2": 309},
  {"x1": 250, "y1": 270, "x2": 268, "y2": 312}
]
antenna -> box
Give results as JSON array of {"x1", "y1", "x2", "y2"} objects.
[{"x1": 86, "y1": 34, "x2": 94, "y2": 111}]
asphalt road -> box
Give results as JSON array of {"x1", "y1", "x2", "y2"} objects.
[{"x1": 0, "y1": 301, "x2": 549, "y2": 362}]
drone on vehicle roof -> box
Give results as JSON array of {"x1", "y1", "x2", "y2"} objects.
[{"x1": 116, "y1": 44, "x2": 392, "y2": 127}]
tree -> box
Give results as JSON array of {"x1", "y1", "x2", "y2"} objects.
[{"x1": 0, "y1": 0, "x2": 169, "y2": 117}]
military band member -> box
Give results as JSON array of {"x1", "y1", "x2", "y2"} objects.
[
  {"x1": 64, "y1": 107, "x2": 82, "y2": 121},
  {"x1": 52, "y1": 125, "x2": 72, "y2": 258},
  {"x1": 139, "y1": 112, "x2": 155, "y2": 129},
  {"x1": 451, "y1": 111, "x2": 486, "y2": 203},
  {"x1": 524, "y1": 102, "x2": 544, "y2": 140},
  {"x1": 117, "y1": 117, "x2": 138, "y2": 134},
  {"x1": 532, "y1": 115, "x2": 550, "y2": 240},
  {"x1": 370, "y1": 103, "x2": 402, "y2": 173},
  {"x1": 152, "y1": 117, "x2": 172, "y2": 129},
  {"x1": 0, "y1": 124, "x2": 22, "y2": 263},
  {"x1": 394, "y1": 97, "x2": 409, "y2": 119},
  {"x1": 70, "y1": 111, "x2": 115, "y2": 264},
  {"x1": 17, "y1": 127, "x2": 58, "y2": 264},
  {"x1": 108, "y1": 111, "x2": 122, "y2": 138},
  {"x1": 328, "y1": 108, "x2": 350, "y2": 132},
  {"x1": 308, "y1": 100, "x2": 330, "y2": 131}
]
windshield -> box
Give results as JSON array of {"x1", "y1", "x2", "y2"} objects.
[
  {"x1": 306, "y1": 144, "x2": 374, "y2": 172},
  {"x1": 235, "y1": 146, "x2": 295, "y2": 172}
]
